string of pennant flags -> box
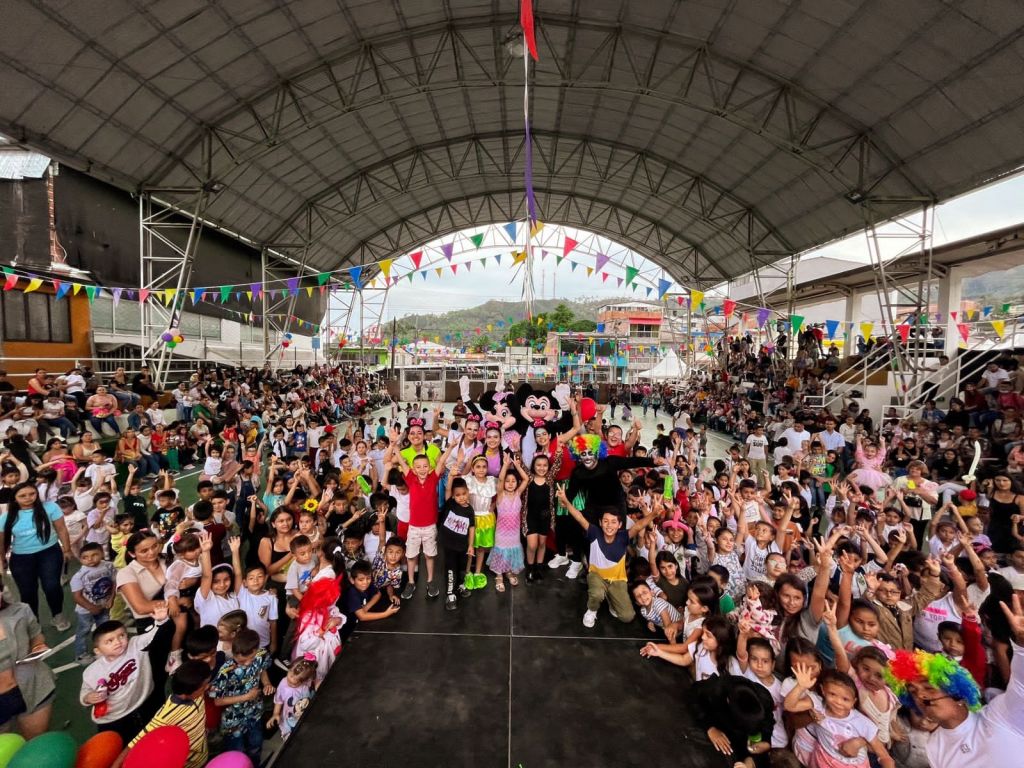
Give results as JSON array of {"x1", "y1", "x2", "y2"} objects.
[{"x1": 1, "y1": 221, "x2": 1018, "y2": 344}]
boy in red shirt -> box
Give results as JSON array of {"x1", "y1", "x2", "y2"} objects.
[{"x1": 394, "y1": 442, "x2": 455, "y2": 600}]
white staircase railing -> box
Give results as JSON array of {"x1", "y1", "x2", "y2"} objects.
[{"x1": 821, "y1": 343, "x2": 897, "y2": 411}]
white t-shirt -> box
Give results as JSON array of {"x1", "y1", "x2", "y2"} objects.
[
  {"x1": 998, "y1": 565, "x2": 1024, "y2": 590},
  {"x1": 914, "y1": 593, "x2": 959, "y2": 652},
  {"x1": 745, "y1": 434, "x2": 769, "y2": 460},
  {"x1": 85, "y1": 507, "x2": 114, "y2": 545},
  {"x1": 743, "y1": 537, "x2": 781, "y2": 581},
  {"x1": 744, "y1": 669, "x2": 788, "y2": 748},
  {"x1": 689, "y1": 641, "x2": 741, "y2": 682},
  {"x1": 674, "y1": 411, "x2": 692, "y2": 430},
  {"x1": 389, "y1": 486, "x2": 411, "y2": 524},
  {"x1": 238, "y1": 589, "x2": 278, "y2": 648},
  {"x1": 807, "y1": 709, "x2": 878, "y2": 765},
  {"x1": 780, "y1": 427, "x2": 811, "y2": 453},
  {"x1": 285, "y1": 558, "x2": 319, "y2": 594},
  {"x1": 981, "y1": 368, "x2": 1010, "y2": 389},
  {"x1": 194, "y1": 589, "x2": 240, "y2": 629},
  {"x1": 85, "y1": 462, "x2": 116, "y2": 487},
  {"x1": 773, "y1": 446, "x2": 793, "y2": 465},
  {"x1": 925, "y1": 639, "x2": 1024, "y2": 768}
]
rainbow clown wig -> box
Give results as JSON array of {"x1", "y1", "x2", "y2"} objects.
[
  {"x1": 885, "y1": 649, "x2": 982, "y2": 712},
  {"x1": 567, "y1": 434, "x2": 608, "y2": 461}
]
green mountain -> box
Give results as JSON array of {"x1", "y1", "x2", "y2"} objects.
[{"x1": 391, "y1": 297, "x2": 619, "y2": 336}]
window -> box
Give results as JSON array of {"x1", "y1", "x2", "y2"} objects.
[
  {"x1": 630, "y1": 323, "x2": 658, "y2": 338},
  {"x1": 0, "y1": 292, "x2": 71, "y2": 342}
]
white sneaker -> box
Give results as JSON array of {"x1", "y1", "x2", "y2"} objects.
[
  {"x1": 565, "y1": 561, "x2": 583, "y2": 579},
  {"x1": 582, "y1": 609, "x2": 598, "y2": 628},
  {"x1": 547, "y1": 554, "x2": 570, "y2": 569}
]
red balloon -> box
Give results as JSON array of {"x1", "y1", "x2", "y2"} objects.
[
  {"x1": 75, "y1": 731, "x2": 123, "y2": 768},
  {"x1": 123, "y1": 726, "x2": 189, "y2": 768}
]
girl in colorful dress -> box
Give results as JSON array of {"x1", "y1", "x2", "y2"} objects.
[
  {"x1": 849, "y1": 435, "x2": 891, "y2": 493},
  {"x1": 464, "y1": 455, "x2": 497, "y2": 589},
  {"x1": 487, "y1": 455, "x2": 529, "y2": 592}
]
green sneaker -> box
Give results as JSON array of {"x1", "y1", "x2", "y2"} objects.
[
  {"x1": 463, "y1": 573, "x2": 477, "y2": 591},
  {"x1": 473, "y1": 572, "x2": 488, "y2": 589}
]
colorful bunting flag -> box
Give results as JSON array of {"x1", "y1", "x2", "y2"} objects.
[
  {"x1": 504, "y1": 222, "x2": 517, "y2": 242},
  {"x1": 625, "y1": 266, "x2": 640, "y2": 286},
  {"x1": 991, "y1": 320, "x2": 1006, "y2": 338},
  {"x1": 860, "y1": 321, "x2": 873, "y2": 340},
  {"x1": 896, "y1": 324, "x2": 910, "y2": 342},
  {"x1": 349, "y1": 266, "x2": 363, "y2": 290},
  {"x1": 380, "y1": 259, "x2": 393, "y2": 278},
  {"x1": 441, "y1": 244, "x2": 454, "y2": 262},
  {"x1": 790, "y1": 314, "x2": 805, "y2": 333},
  {"x1": 563, "y1": 237, "x2": 578, "y2": 258},
  {"x1": 957, "y1": 323, "x2": 970, "y2": 343},
  {"x1": 595, "y1": 253, "x2": 610, "y2": 272},
  {"x1": 722, "y1": 299, "x2": 736, "y2": 318},
  {"x1": 825, "y1": 318, "x2": 839, "y2": 339},
  {"x1": 657, "y1": 278, "x2": 671, "y2": 300}
]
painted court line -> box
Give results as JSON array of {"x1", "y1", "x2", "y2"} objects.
[{"x1": 356, "y1": 628, "x2": 650, "y2": 642}]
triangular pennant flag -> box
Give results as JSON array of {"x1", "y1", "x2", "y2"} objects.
[
  {"x1": 616, "y1": 277, "x2": 624, "y2": 287},
  {"x1": 512, "y1": 251, "x2": 527, "y2": 265},
  {"x1": 469, "y1": 234, "x2": 484, "y2": 249},
  {"x1": 602, "y1": 272, "x2": 609, "y2": 283},
  {"x1": 657, "y1": 278, "x2": 671, "y2": 300},
  {"x1": 690, "y1": 289, "x2": 704, "y2": 309},
  {"x1": 950, "y1": 311, "x2": 958, "y2": 320},
  {"x1": 991, "y1": 319, "x2": 1006, "y2": 338},
  {"x1": 957, "y1": 323, "x2": 970, "y2": 343},
  {"x1": 435, "y1": 267, "x2": 443, "y2": 277},
  {"x1": 23, "y1": 277, "x2": 43, "y2": 293},
  {"x1": 3, "y1": 273, "x2": 18, "y2": 291},
  {"x1": 163, "y1": 288, "x2": 175, "y2": 305},
  {"x1": 563, "y1": 237, "x2": 578, "y2": 257},
  {"x1": 860, "y1": 321, "x2": 873, "y2": 340},
  {"x1": 983, "y1": 306, "x2": 993, "y2": 317},
  {"x1": 451, "y1": 264, "x2": 458, "y2": 275},
  {"x1": 495, "y1": 254, "x2": 502, "y2": 265},
  {"x1": 441, "y1": 243, "x2": 454, "y2": 262},
  {"x1": 112, "y1": 287, "x2": 123, "y2": 307},
  {"x1": 349, "y1": 266, "x2": 363, "y2": 290},
  {"x1": 645, "y1": 287, "x2": 653, "y2": 297},
  {"x1": 530, "y1": 221, "x2": 544, "y2": 238},
  {"x1": 85, "y1": 285, "x2": 98, "y2": 303},
  {"x1": 586, "y1": 267, "x2": 593, "y2": 277},
  {"x1": 286, "y1": 278, "x2": 299, "y2": 296},
  {"x1": 421, "y1": 271, "x2": 427, "y2": 280},
  {"x1": 625, "y1": 266, "x2": 640, "y2": 286},
  {"x1": 722, "y1": 299, "x2": 736, "y2": 317},
  {"x1": 966, "y1": 309, "x2": 977, "y2": 321},
  {"x1": 139, "y1": 288, "x2": 150, "y2": 303},
  {"x1": 790, "y1": 314, "x2": 805, "y2": 333},
  {"x1": 56, "y1": 281, "x2": 71, "y2": 299},
  {"x1": 465, "y1": 262, "x2": 471, "y2": 272},
  {"x1": 825, "y1": 319, "x2": 839, "y2": 339},
  {"x1": 305, "y1": 286, "x2": 314, "y2": 297},
  {"x1": 72, "y1": 282, "x2": 82, "y2": 295},
  {"x1": 410, "y1": 251, "x2": 424, "y2": 269},
  {"x1": 316, "y1": 272, "x2": 331, "y2": 286},
  {"x1": 380, "y1": 259, "x2": 393, "y2": 278},
  {"x1": 504, "y1": 222, "x2": 517, "y2": 242},
  {"x1": 194, "y1": 288, "x2": 206, "y2": 303},
  {"x1": 595, "y1": 253, "x2": 610, "y2": 272},
  {"x1": 570, "y1": 261, "x2": 578, "y2": 272},
  {"x1": 1002, "y1": 303, "x2": 1011, "y2": 312},
  {"x1": 245, "y1": 290, "x2": 253, "y2": 301},
  {"x1": 480, "y1": 258, "x2": 486, "y2": 268},
  {"x1": 677, "y1": 296, "x2": 684, "y2": 306},
  {"x1": 219, "y1": 285, "x2": 232, "y2": 303},
  {"x1": 896, "y1": 324, "x2": 910, "y2": 342}
]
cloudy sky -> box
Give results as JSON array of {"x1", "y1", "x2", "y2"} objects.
[{"x1": 340, "y1": 169, "x2": 1024, "y2": 326}]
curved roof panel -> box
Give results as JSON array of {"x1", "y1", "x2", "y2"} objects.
[{"x1": 3, "y1": 0, "x2": 1024, "y2": 284}]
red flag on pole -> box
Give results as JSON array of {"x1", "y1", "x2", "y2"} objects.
[{"x1": 520, "y1": 0, "x2": 539, "y2": 60}]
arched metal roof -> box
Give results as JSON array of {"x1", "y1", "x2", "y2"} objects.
[{"x1": 4, "y1": 0, "x2": 1024, "y2": 284}]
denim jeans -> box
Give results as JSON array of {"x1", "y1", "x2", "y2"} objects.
[
  {"x1": 223, "y1": 721, "x2": 264, "y2": 765},
  {"x1": 42, "y1": 416, "x2": 75, "y2": 438},
  {"x1": 89, "y1": 415, "x2": 120, "y2": 435},
  {"x1": 75, "y1": 608, "x2": 109, "y2": 657},
  {"x1": 9, "y1": 544, "x2": 64, "y2": 619}
]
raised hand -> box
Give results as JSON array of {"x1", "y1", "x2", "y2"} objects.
[
  {"x1": 821, "y1": 599, "x2": 838, "y2": 628},
  {"x1": 999, "y1": 593, "x2": 1024, "y2": 645},
  {"x1": 793, "y1": 662, "x2": 818, "y2": 690},
  {"x1": 198, "y1": 530, "x2": 213, "y2": 553}
]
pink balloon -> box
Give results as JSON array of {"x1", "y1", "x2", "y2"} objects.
[{"x1": 205, "y1": 753, "x2": 252, "y2": 768}]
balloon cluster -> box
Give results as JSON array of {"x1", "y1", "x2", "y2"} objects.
[
  {"x1": 282, "y1": 332, "x2": 293, "y2": 349},
  {"x1": 160, "y1": 327, "x2": 186, "y2": 348}
]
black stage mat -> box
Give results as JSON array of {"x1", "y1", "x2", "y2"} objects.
[{"x1": 274, "y1": 567, "x2": 729, "y2": 768}]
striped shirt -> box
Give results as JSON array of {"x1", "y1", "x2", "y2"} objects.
[
  {"x1": 586, "y1": 525, "x2": 629, "y2": 581},
  {"x1": 129, "y1": 695, "x2": 207, "y2": 768}
]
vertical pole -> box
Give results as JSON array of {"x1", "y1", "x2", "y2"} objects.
[
  {"x1": 138, "y1": 195, "x2": 147, "y2": 372},
  {"x1": 261, "y1": 248, "x2": 270, "y2": 360},
  {"x1": 359, "y1": 290, "x2": 365, "y2": 367}
]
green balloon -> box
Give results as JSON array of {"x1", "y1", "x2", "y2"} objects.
[
  {"x1": 9, "y1": 732, "x2": 75, "y2": 768},
  {"x1": 0, "y1": 734, "x2": 25, "y2": 768}
]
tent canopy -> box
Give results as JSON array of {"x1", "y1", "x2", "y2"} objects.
[
  {"x1": 4, "y1": 1, "x2": 1024, "y2": 283},
  {"x1": 637, "y1": 349, "x2": 688, "y2": 381}
]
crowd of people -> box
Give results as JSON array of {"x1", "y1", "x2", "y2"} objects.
[{"x1": 1, "y1": 343, "x2": 1024, "y2": 767}]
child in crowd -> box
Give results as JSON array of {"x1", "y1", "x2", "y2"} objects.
[
  {"x1": 488, "y1": 456, "x2": 529, "y2": 591},
  {"x1": 268, "y1": 658, "x2": 317, "y2": 740},
  {"x1": 124, "y1": 661, "x2": 211, "y2": 768},
  {"x1": 70, "y1": 542, "x2": 116, "y2": 663},
  {"x1": 208, "y1": 629, "x2": 274, "y2": 766},
  {"x1": 441, "y1": 475, "x2": 475, "y2": 609},
  {"x1": 640, "y1": 615, "x2": 741, "y2": 681}
]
